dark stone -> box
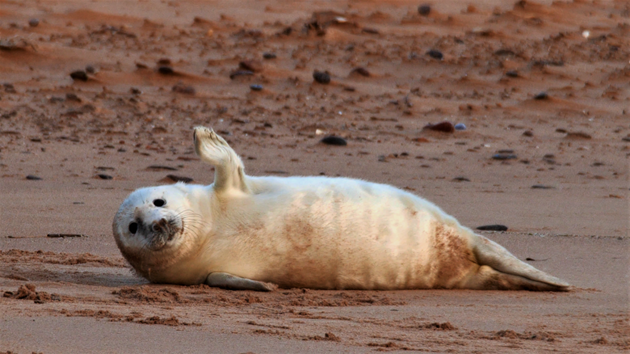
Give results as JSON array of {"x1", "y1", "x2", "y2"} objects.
[
  {"x1": 239, "y1": 60, "x2": 263, "y2": 73},
  {"x1": 452, "y1": 176, "x2": 470, "y2": 182},
  {"x1": 172, "y1": 83, "x2": 195, "y2": 95},
  {"x1": 418, "y1": 5, "x2": 431, "y2": 15},
  {"x1": 28, "y1": 18, "x2": 39, "y2": 27},
  {"x1": 427, "y1": 49, "x2": 443, "y2": 60},
  {"x1": 262, "y1": 52, "x2": 277, "y2": 59},
  {"x1": 424, "y1": 121, "x2": 455, "y2": 133},
  {"x1": 97, "y1": 174, "x2": 113, "y2": 180},
  {"x1": 70, "y1": 70, "x2": 88, "y2": 81},
  {"x1": 492, "y1": 154, "x2": 517, "y2": 160},
  {"x1": 85, "y1": 65, "x2": 95, "y2": 74},
  {"x1": 350, "y1": 67, "x2": 370, "y2": 77},
  {"x1": 313, "y1": 70, "x2": 331, "y2": 84},
  {"x1": 505, "y1": 70, "x2": 518, "y2": 78},
  {"x1": 229, "y1": 70, "x2": 254, "y2": 79},
  {"x1": 250, "y1": 84, "x2": 263, "y2": 91},
  {"x1": 534, "y1": 92, "x2": 549, "y2": 100},
  {"x1": 320, "y1": 136, "x2": 347, "y2": 146},
  {"x1": 531, "y1": 185, "x2": 554, "y2": 189},
  {"x1": 476, "y1": 224, "x2": 508, "y2": 231},
  {"x1": 157, "y1": 66, "x2": 175, "y2": 75},
  {"x1": 26, "y1": 175, "x2": 42, "y2": 180}
]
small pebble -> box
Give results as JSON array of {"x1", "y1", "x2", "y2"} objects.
[
  {"x1": 97, "y1": 174, "x2": 113, "y2": 180},
  {"x1": 476, "y1": 225, "x2": 508, "y2": 231},
  {"x1": 424, "y1": 121, "x2": 454, "y2": 133},
  {"x1": 492, "y1": 154, "x2": 517, "y2": 160},
  {"x1": 522, "y1": 130, "x2": 534, "y2": 137},
  {"x1": 534, "y1": 92, "x2": 549, "y2": 100},
  {"x1": 130, "y1": 87, "x2": 141, "y2": 95},
  {"x1": 26, "y1": 175, "x2": 42, "y2": 180},
  {"x1": 418, "y1": 4, "x2": 431, "y2": 16},
  {"x1": 262, "y1": 52, "x2": 277, "y2": 59},
  {"x1": 350, "y1": 67, "x2": 370, "y2": 77},
  {"x1": 65, "y1": 93, "x2": 80, "y2": 102},
  {"x1": 531, "y1": 185, "x2": 554, "y2": 189},
  {"x1": 361, "y1": 27, "x2": 379, "y2": 34},
  {"x1": 28, "y1": 18, "x2": 39, "y2": 27},
  {"x1": 505, "y1": 70, "x2": 518, "y2": 78},
  {"x1": 85, "y1": 65, "x2": 95, "y2": 74},
  {"x1": 239, "y1": 60, "x2": 263, "y2": 73},
  {"x1": 454, "y1": 123, "x2": 466, "y2": 131},
  {"x1": 565, "y1": 132, "x2": 592, "y2": 139},
  {"x1": 313, "y1": 70, "x2": 331, "y2": 84},
  {"x1": 229, "y1": 70, "x2": 254, "y2": 79},
  {"x1": 70, "y1": 70, "x2": 88, "y2": 81},
  {"x1": 250, "y1": 84, "x2": 263, "y2": 91},
  {"x1": 497, "y1": 149, "x2": 514, "y2": 154},
  {"x1": 427, "y1": 49, "x2": 443, "y2": 60},
  {"x1": 320, "y1": 136, "x2": 347, "y2": 146},
  {"x1": 452, "y1": 176, "x2": 470, "y2": 182},
  {"x1": 157, "y1": 66, "x2": 175, "y2": 75},
  {"x1": 172, "y1": 83, "x2": 195, "y2": 95}
]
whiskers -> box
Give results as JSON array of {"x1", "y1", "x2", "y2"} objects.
[{"x1": 173, "y1": 207, "x2": 209, "y2": 240}]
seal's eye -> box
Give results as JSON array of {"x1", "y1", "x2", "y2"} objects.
[
  {"x1": 153, "y1": 199, "x2": 166, "y2": 207},
  {"x1": 128, "y1": 222, "x2": 138, "y2": 234}
]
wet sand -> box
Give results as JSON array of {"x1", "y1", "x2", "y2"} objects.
[{"x1": 1, "y1": 0, "x2": 628, "y2": 352}]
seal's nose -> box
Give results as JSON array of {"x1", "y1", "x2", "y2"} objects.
[{"x1": 152, "y1": 218, "x2": 168, "y2": 233}]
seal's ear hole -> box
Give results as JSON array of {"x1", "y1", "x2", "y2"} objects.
[
  {"x1": 128, "y1": 222, "x2": 138, "y2": 234},
  {"x1": 153, "y1": 199, "x2": 166, "y2": 207}
]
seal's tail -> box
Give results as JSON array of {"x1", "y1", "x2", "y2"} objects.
[{"x1": 466, "y1": 234, "x2": 570, "y2": 291}]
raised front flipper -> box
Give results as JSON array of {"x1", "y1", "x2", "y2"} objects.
[
  {"x1": 193, "y1": 126, "x2": 250, "y2": 195},
  {"x1": 206, "y1": 272, "x2": 278, "y2": 292}
]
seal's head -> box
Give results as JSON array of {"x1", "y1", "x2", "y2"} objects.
[{"x1": 113, "y1": 183, "x2": 203, "y2": 281}]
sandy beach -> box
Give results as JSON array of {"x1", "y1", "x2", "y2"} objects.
[{"x1": 1, "y1": 0, "x2": 628, "y2": 352}]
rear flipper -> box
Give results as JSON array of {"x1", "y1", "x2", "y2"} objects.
[
  {"x1": 467, "y1": 234, "x2": 570, "y2": 291},
  {"x1": 206, "y1": 272, "x2": 278, "y2": 292},
  {"x1": 463, "y1": 265, "x2": 569, "y2": 291}
]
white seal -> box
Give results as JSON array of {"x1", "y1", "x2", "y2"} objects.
[{"x1": 112, "y1": 127, "x2": 569, "y2": 291}]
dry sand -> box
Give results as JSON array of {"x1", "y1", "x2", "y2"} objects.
[{"x1": 1, "y1": 0, "x2": 628, "y2": 352}]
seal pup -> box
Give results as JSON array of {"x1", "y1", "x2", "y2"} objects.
[{"x1": 112, "y1": 126, "x2": 570, "y2": 292}]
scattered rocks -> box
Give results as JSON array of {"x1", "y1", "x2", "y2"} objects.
[
  {"x1": 454, "y1": 123, "x2": 466, "y2": 131},
  {"x1": 229, "y1": 70, "x2": 254, "y2": 79},
  {"x1": 476, "y1": 224, "x2": 508, "y2": 231},
  {"x1": 239, "y1": 60, "x2": 263, "y2": 73},
  {"x1": 565, "y1": 131, "x2": 592, "y2": 140},
  {"x1": 350, "y1": 67, "x2": 370, "y2": 77},
  {"x1": 157, "y1": 66, "x2": 175, "y2": 75},
  {"x1": 531, "y1": 185, "x2": 554, "y2": 189},
  {"x1": 492, "y1": 153, "x2": 517, "y2": 160},
  {"x1": 313, "y1": 70, "x2": 331, "y2": 84},
  {"x1": 534, "y1": 92, "x2": 549, "y2": 100},
  {"x1": 452, "y1": 176, "x2": 470, "y2": 182},
  {"x1": 320, "y1": 136, "x2": 347, "y2": 146},
  {"x1": 418, "y1": 4, "x2": 431, "y2": 16},
  {"x1": 28, "y1": 18, "x2": 40, "y2": 27},
  {"x1": 250, "y1": 84, "x2": 263, "y2": 91},
  {"x1": 427, "y1": 49, "x2": 443, "y2": 60},
  {"x1": 172, "y1": 83, "x2": 195, "y2": 95},
  {"x1": 4, "y1": 83, "x2": 16, "y2": 93},
  {"x1": 70, "y1": 70, "x2": 88, "y2": 81},
  {"x1": 424, "y1": 121, "x2": 455, "y2": 133},
  {"x1": 147, "y1": 165, "x2": 178, "y2": 171},
  {"x1": 26, "y1": 175, "x2": 42, "y2": 180}
]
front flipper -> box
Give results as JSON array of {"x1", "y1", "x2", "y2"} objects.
[
  {"x1": 206, "y1": 272, "x2": 278, "y2": 292},
  {"x1": 193, "y1": 126, "x2": 250, "y2": 195}
]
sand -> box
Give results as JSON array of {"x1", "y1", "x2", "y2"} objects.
[{"x1": 1, "y1": 0, "x2": 628, "y2": 352}]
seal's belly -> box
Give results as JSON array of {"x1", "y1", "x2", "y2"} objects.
[{"x1": 217, "y1": 176, "x2": 473, "y2": 289}]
